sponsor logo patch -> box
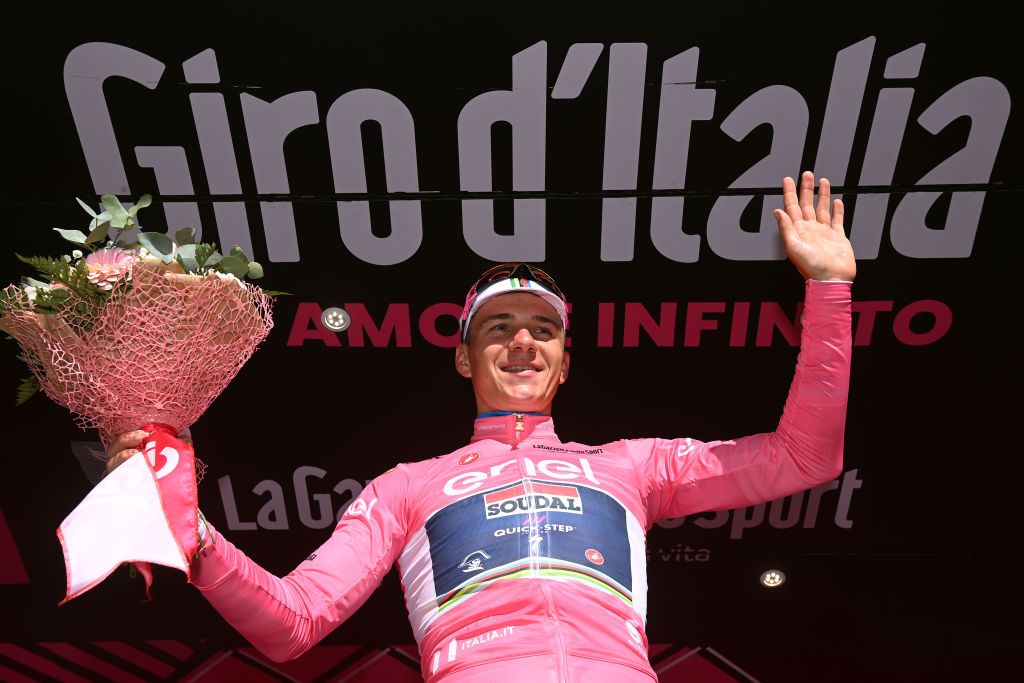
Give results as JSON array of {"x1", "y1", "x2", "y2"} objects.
[
  {"x1": 484, "y1": 482, "x2": 583, "y2": 520},
  {"x1": 585, "y1": 548, "x2": 605, "y2": 565},
  {"x1": 458, "y1": 452, "x2": 480, "y2": 466},
  {"x1": 458, "y1": 550, "x2": 491, "y2": 573}
]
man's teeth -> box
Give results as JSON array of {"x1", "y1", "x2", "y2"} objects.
[{"x1": 504, "y1": 366, "x2": 536, "y2": 372}]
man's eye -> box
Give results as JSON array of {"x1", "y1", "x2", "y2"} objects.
[{"x1": 534, "y1": 327, "x2": 553, "y2": 336}]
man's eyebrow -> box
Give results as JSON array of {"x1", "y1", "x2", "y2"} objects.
[
  {"x1": 478, "y1": 313, "x2": 512, "y2": 325},
  {"x1": 476, "y1": 312, "x2": 562, "y2": 328}
]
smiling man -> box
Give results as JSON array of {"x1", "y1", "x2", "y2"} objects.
[
  {"x1": 455, "y1": 266, "x2": 571, "y2": 416},
  {"x1": 107, "y1": 173, "x2": 854, "y2": 682}
]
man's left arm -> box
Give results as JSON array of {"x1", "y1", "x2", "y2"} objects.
[{"x1": 633, "y1": 172, "x2": 856, "y2": 524}]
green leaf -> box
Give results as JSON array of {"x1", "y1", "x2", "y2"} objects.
[
  {"x1": 127, "y1": 194, "x2": 152, "y2": 216},
  {"x1": 16, "y1": 254, "x2": 65, "y2": 279},
  {"x1": 229, "y1": 245, "x2": 250, "y2": 262},
  {"x1": 137, "y1": 232, "x2": 175, "y2": 261},
  {"x1": 194, "y1": 243, "x2": 215, "y2": 267},
  {"x1": 101, "y1": 195, "x2": 130, "y2": 225},
  {"x1": 76, "y1": 197, "x2": 98, "y2": 218},
  {"x1": 175, "y1": 227, "x2": 197, "y2": 246},
  {"x1": 89, "y1": 211, "x2": 112, "y2": 231},
  {"x1": 246, "y1": 261, "x2": 264, "y2": 279},
  {"x1": 53, "y1": 228, "x2": 88, "y2": 245},
  {"x1": 85, "y1": 224, "x2": 108, "y2": 245},
  {"x1": 176, "y1": 244, "x2": 199, "y2": 272},
  {"x1": 15, "y1": 375, "x2": 39, "y2": 407},
  {"x1": 218, "y1": 255, "x2": 248, "y2": 278},
  {"x1": 261, "y1": 290, "x2": 291, "y2": 297}
]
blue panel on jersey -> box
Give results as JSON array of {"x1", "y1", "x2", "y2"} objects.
[{"x1": 424, "y1": 479, "x2": 631, "y2": 601}]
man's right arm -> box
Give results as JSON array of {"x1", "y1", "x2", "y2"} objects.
[
  {"x1": 105, "y1": 434, "x2": 410, "y2": 663},
  {"x1": 189, "y1": 466, "x2": 410, "y2": 662}
]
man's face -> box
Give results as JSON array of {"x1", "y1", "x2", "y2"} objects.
[{"x1": 455, "y1": 292, "x2": 570, "y2": 415}]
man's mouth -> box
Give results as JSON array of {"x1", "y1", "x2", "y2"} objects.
[{"x1": 502, "y1": 365, "x2": 540, "y2": 374}]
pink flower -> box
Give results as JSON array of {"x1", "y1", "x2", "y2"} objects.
[{"x1": 84, "y1": 247, "x2": 137, "y2": 291}]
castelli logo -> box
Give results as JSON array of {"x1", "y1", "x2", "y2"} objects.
[
  {"x1": 585, "y1": 548, "x2": 604, "y2": 565},
  {"x1": 458, "y1": 452, "x2": 480, "y2": 466}
]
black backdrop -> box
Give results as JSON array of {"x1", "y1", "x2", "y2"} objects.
[{"x1": 0, "y1": 4, "x2": 1017, "y2": 682}]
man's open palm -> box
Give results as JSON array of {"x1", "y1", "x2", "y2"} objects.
[{"x1": 773, "y1": 171, "x2": 857, "y2": 282}]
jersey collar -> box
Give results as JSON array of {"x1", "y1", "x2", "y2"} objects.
[{"x1": 471, "y1": 412, "x2": 557, "y2": 445}]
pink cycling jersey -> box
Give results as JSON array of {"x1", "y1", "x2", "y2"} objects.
[{"x1": 189, "y1": 280, "x2": 852, "y2": 682}]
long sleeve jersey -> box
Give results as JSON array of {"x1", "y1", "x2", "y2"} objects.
[{"x1": 189, "y1": 279, "x2": 852, "y2": 682}]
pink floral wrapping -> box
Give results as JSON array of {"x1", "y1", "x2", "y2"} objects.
[{"x1": 0, "y1": 262, "x2": 273, "y2": 445}]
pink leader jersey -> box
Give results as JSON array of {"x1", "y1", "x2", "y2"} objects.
[{"x1": 189, "y1": 280, "x2": 852, "y2": 682}]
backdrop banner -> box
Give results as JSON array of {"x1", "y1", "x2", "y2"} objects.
[{"x1": 0, "y1": 5, "x2": 1015, "y2": 681}]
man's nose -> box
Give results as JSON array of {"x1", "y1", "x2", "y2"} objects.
[{"x1": 509, "y1": 326, "x2": 536, "y2": 350}]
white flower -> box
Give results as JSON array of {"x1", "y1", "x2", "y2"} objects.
[
  {"x1": 63, "y1": 254, "x2": 72, "y2": 262},
  {"x1": 137, "y1": 246, "x2": 149, "y2": 258},
  {"x1": 24, "y1": 286, "x2": 37, "y2": 303},
  {"x1": 213, "y1": 271, "x2": 246, "y2": 289},
  {"x1": 71, "y1": 249, "x2": 83, "y2": 259}
]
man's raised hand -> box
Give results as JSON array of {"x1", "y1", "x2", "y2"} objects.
[{"x1": 772, "y1": 171, "x2": 856, "y2": 282}]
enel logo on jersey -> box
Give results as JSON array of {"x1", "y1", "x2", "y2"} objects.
[{"x1": 484, "y1": 482, "x2": 583, "y2": 519}]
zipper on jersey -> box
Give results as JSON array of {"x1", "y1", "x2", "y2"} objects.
[
  {"x1": 512, "y1": 412, "x2": 568, "y2": 679},
  {"x1": 512, "y1": 412, "x2": 524, "y2": 450}
]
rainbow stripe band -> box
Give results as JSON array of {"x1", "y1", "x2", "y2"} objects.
[{"x1": 437, "y1": 558, "x2": 633, "y2": 612}]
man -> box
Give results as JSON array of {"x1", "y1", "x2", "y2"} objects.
[{"x1": 107, "y1": 172, "x2": 855, "y2": 682}]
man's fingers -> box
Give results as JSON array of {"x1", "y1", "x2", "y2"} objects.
[
  {"x1": 816, "y1": 178, "x2": 831, "y2": 225},
  {"x1": 106, "y1": 429, "x2": 149, "y2": 459},
  {"x1": 799, "y1": 171, "x2": 816, "y2": 221},
  {"x1": 782, "y1": 176, "x2": 802, "y2": 224},
  {"x1": 106, "y1": 449, "x2": 140, "y2": 474},
  {"x1": 831, "y1": 198, "x2": 845, "y2": 232},
  {"x1": 773, "y1": 208, "x2": 794, "y2": 244}
]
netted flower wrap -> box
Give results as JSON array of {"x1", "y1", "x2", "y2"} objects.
[{"x1": 0, "y1": 262, "x2": 273, "y2": 446}]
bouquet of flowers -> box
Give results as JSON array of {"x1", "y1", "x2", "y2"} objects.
[
  {"x1": 1, "y1": 195, "x2": 275, "y2": 443},
  {"x1": 0, "y1": 195, "x2": 277, "y2": 601}
]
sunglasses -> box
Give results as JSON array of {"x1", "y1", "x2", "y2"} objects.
[{"x1": 465, "y1": 263, "x2": 566, "y2": 304}]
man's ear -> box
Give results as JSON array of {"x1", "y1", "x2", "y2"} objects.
[
  {"x1": 455, "y1": 343, "x2": 473, "y2": 378},
  {"x1": 559, "y1": 351, "x2": 570, "y2": 384}
]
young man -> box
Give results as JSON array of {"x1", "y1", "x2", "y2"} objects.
[{"x1": 107, "y1": 173, "x2": 854, "y2": 682}]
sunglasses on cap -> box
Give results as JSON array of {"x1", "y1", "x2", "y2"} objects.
[
  {"x1": 466, "y1": 263, "x2": 566, "y2": 302},
  {"x1": 460, "y1": 263, "x2": 568, "y2": 341}
]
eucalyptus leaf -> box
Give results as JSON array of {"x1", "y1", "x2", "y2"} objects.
[
  {"x1": 88, "y1": 211, "x2": 112, "y2": 231},
  {"x1": 175, "y1": 227, "x2": 197, "y2": 246},
  {"x1": 204, "y1": 251, "x2": 223, "y2": 267},
  {"x1": 110, "y1": 213, "x2": 129, "y2": 230},
  {"x1": 218, "y1": 255, "x2": 248, "y2": 278},
  {"x1": 262, "y1": 290, "x2": 291, "y2": 296},
  {"x1": 75, "y1": 197, "x2": 99, "y2": 218},
  {"x1": 53, "y1": 228, "x2": 88, "y2": 245},
  {"x1": 101, "y1": 195, "x2": 129, "y2": 224},
  {"x1": 229, "y1": 245, "x2": 249, "y2": 262},
  {"x1": 85, "y1": 224, "x2": 108, "y2": 245},
  {"x1": 137, "y1": 232, "x2": 174, "y2": 260},
  {"x1": 176, "y1": 244, "x2": 199, "y2": 272},
  {"x1": 127, "y1": 194, "x2": 152, "y2": 216},
  {"x1": 246, "y1": 261, "x2": 264, "y2": 279}
]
